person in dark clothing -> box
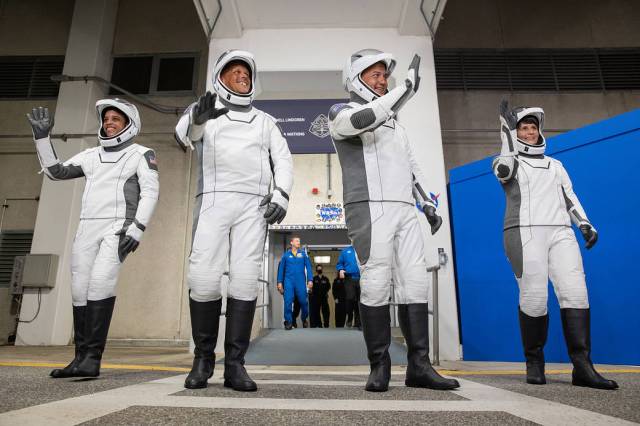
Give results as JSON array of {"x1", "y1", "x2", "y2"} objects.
[
  {"x1": 292, "y1": 299, "x2": 300, "y2": 328},
  {"x1": 336, "y1": 245, "x2": 361, "y2": 328},
  {"x1": 332, "y1": 276, "x2": 346, "y2": 327},
  {"x1": 311, "y1": 266, "x2": 332, "y2": 328}
]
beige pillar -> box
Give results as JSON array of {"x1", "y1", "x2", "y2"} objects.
[{"x1": 16, "y1": 0, "x2": 119, "y2": 345}]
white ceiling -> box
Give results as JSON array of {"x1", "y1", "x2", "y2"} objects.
[{"x1": 195, "y1": 0, "x2": 447, "y2": 39}]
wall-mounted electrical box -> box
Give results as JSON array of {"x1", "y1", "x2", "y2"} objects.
[{"x1": 20, "y1": 254, "x2": 59, "y2": 289}]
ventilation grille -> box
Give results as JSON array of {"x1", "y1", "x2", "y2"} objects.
[
  {"x1": 0, "y1": 232, "x2": 33, "y2": 287},
  {"x1": 435, "y1": 49, "x2": 640, "y2": 91},
  {"x1": 0, "y1": 56, "x2": 64, "y2": 99}
]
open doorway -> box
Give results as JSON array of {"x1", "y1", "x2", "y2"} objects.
[{"x1": 265, "y1": 228, "x2": 350, "y2": 329}]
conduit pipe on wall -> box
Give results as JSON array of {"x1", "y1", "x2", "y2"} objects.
[{"x1": 50, "y1": 75, "x2": 187, "y2": 115}]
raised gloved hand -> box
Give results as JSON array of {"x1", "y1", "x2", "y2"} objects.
[
  {"x1": 115, "y1": 222, "x2": 145, "y2": 261},
  {"x1": 192, "y1": 92, "x2": 228, "y2": 125},
  {"x1": 423, "y1": 205, "x2": 443, "y2": 235},
  {"x1": 26, "y1": 107, "x2": 54, "y2": 139},
  {"x1": 405, "y1": 54, "x2": 421, "y2": 94},
  {"x1": 579, "y1": 224, "x2": 598, "y2": 249},
  {"x1": 260, "y1": 188, "x2": 289, "y2": 224},
  {"x1": 499, "y1": 100, "x2": 518, "y2": 156}
]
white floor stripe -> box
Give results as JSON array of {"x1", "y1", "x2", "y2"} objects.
[
  {"x1": 453, "y1": 378, "x2": 635, "y2": 426},
  {"x1": 0, "y1": 373, "x2": 634, "y2": 426}
]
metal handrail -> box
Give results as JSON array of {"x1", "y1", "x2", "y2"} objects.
[
  {"x1": 219, "y1": 274, "x2": 270, "y2": 315},
  {"x1": 188, "y1": 276, "x2": 271, "y2": 353}
]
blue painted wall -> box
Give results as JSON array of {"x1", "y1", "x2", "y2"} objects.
[{"x1": 450, "y1": 109, "x2": 640, "y2": 365}]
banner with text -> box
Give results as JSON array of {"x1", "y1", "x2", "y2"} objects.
[{"x1": 254, "y1": 99, "x2": 346, "y2": 154}]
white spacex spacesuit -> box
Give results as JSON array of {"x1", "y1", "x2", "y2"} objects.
[
  {"x1": 329, "y1": 49, "x2": 458, "y2": 393},
  {"x1": 31, "y1": 99, "x2": 159, "y2": 305},
  {"x1": 492, "y1": 106, "x2": 592, "y2": 317},
  {"x1": 175, "y1": 55, "x2": 293, "y2": 304},
  {"x1": 493, "y1": 102, "x2": 617, "y2": 390},
  {"x1": 27, "y1": 99, "x2": 159, "y2": 379},
  {"x1": 175, "y1": 50, "x2": 293, "y2": 392},
  {"x1": 328, "y1": 50, "x2": 437, "y2": 308}
]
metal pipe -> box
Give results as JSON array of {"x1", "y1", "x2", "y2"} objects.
[
  {"x1": 432, "y1": 266, "x2": 440, "y2": 366},
  {"x1": 419, "y1": 0, "x2": 436, "y2": 39},
  {"x1": 326, "y1": 153, "x2": 332, "y2": 199},
  {"x1": 208, "y1": 0, "x2": 223, "y2": 41},
  {"x1": 50, "y1": 75, "x2": 187, "y2": 115},
  {"x1": 440, "y1": 128, "x2": 571, "y2": 133}
]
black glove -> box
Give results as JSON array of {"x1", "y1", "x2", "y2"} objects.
[
  {"x1": 423, "y1": 205, "x2": 442, "y2": 235},
  {"x1": 260, "y1": 189, "x2": 288, "y2": 224},
  {"x1": 579, "y1": 224, "x2": 598, "y2": 249},
  {"x1": 26, "y1": 106, "x2": 54, "y2": 139},
  {"x1": 193, "y1": 92, "x2": 228, "y2": 125},
  {"x1": 499, "y1": 100, "x2": 519, "y2": 131},
  {"x1": 115, "y1": 226, "x2": 141, "y2": 262},
  {"x1": 405, "y1": 54, "x2": 421, "y2": 93}
]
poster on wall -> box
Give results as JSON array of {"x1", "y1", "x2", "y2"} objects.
[
  {"x1": 253, "y1": 99, "x2": 346, "y2": 154},
  {"x1": 315, "y1": 202, "x2": 344, "y2": 224}
]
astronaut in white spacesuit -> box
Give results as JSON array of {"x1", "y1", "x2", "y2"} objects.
[
  {"x1": 27, "y1": 99, "x2": 159, "y2": 378},
  {"x1": 493, "y1": 100, "x2": 617, "y2": 389},
  {"x1": 175, "y1": 50, "x2": 293, "y2": 391},
  {"x1": 328, "y1": 49, "x2": 458, "y2": 392}
]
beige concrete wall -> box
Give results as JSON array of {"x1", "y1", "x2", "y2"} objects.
[
  {"x1": 439, "y1": 91, "x2": 640, "y2": 172},
  {"x1": 436, "y1": 0, "x2": 640, "y2": 48},
  {"x1": 108, "y1": 135, "x2": 194, "y2": 342},
  {"x1": 281, "y1": 153, "x2": 344, "y2": 226},
  {"x1": 0, "y1": 102, "x2": 51, "y2": 232},
  {"x1": 435, "y1": 0, "x2": 640, "y2": 176},
  {"x1": 3, "y1": 0, "x2": 639, "y2": 344},
  {"x1": 112, "y1": 0, "x2": 206, "y2": 55},
  {"x1": 0, "y1": 0, "x2": 74, "y2": 55},
  {"x1": 0, "y1": 0, "x2": 207, "y2": 343}
]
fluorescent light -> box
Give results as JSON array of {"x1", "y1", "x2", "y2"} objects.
[{"x1": 314, "y1": 256, "x2": 331, "y2": 264}]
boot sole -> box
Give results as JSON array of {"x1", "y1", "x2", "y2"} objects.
[
  {"x1": 405, "y1": 380, "x2": 459, "y2": 390},
  {"x1": 572, "y1": 378, "x2": 618, "y2": 390},
  {"x1": 184, "y1": 381, "x2": 208, "y2": 389},
  {"x1": 50, "y1": 372, "x2": 83, "y2": 379},
  {"x1": 526, "y1": 377, "x2": 546, "y2": 385},
  {"x1": 365, "y1": 385, "x2": 388, "y2": 392},
  {"x1": 74, "y1": 372, "x2": 100, "y2": 378},
  {"x1": 224, "y1": 379, "x2": 257, "y2": 391}
]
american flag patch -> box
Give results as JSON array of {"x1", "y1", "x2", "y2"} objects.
[{"x1": 144, "y1": 150, "x2": 158, "y2": 171}]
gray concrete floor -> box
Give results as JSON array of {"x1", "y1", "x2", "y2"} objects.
[
  {"x1": 82, "y1": 407, "x2": 537, "y2": 425},
  {"x1": 463, "y1": 373, "x2": 640, "y2": 424},
  {"x1": 0, "y1": 344, "x2": 638, "y2": 425},
  {"x1": 0, "y1": 366, "x2": 176, "y2": 414}
]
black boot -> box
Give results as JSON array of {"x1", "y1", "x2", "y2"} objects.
[
  {"x1": 359, "y1": 303, "x2": 391, "y2": 392},
  {"x1": 398, "y1": 303, "x2": 459, "y2": 390},
  {"x1": 185, "y1": 298, "x2": 222, "y2": 389},
  {"x1": 519, "y1": 309, "x2": 548, "y2": 385},
  {"x1": 50, "y1": 305, "x2": 87, "y2": 378},
  {"x1": 223, "y1": 298, "x2": 257, "y2": 391},
  {"x1": 561, "y1": 308, "x2": 618, "y2": 390},
  {"x1": 74, "y1": 297, "x2": 116, "y2": 377}
]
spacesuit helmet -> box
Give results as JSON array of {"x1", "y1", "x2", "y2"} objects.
[
  {"x1": 343, "y1": 49, "x2": 396, "y2": 102},
  {"x1": 212, "y1": 50, "x2": 256, "y2": 107},
  {"x1": 512, "y1": 106, "x2": 546, "y2": 155},
  {"x1": 96, "y1": 98, "x2": 141, "y2": 148}
]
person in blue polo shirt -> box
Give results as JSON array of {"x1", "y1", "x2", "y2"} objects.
[
  {"x1": 336, "y1": 245, "x2": 361, "y2": 328},
  {"x1": 277, "y1": 236, "x2": 313, "y2": 330}
]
